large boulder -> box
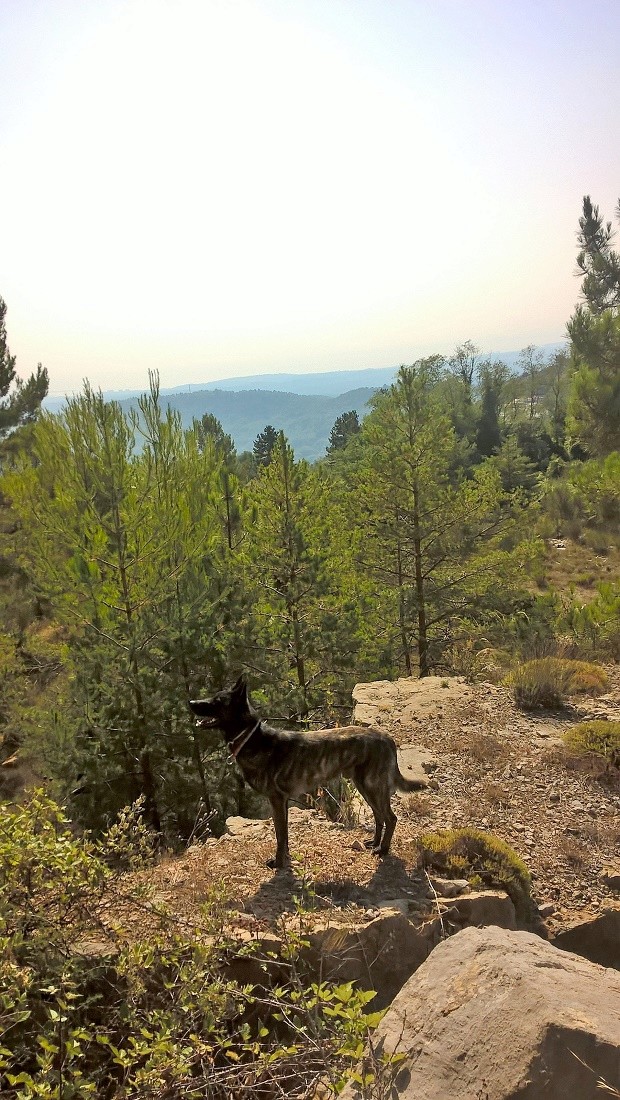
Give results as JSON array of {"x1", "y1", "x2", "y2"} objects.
[
  {"x1": 306, "y1": 910, "x2": 431, "y2": 1010},
  {"x1": 342, "y1": 925, "x2": 620, "y2": 1100},
  {"x1": 552, "y1": 904, "x2": 620, "y2": 970}
]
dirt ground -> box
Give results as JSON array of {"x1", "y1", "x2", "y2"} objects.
[{"x1": 97, "y1": 671, "x2": 620, "y2": 946}]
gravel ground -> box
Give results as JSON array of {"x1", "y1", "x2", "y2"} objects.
[{"x1": 97, "y1": 671, "x2": 620, "y2": 944}]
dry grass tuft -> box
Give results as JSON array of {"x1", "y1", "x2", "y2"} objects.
[
  {"x1": 446, "y1": 729, "x2": 508, "y2": 764},
  {"x1": 479, "y1": 781, "x2": 510, "y2": 809},
  {"x1": 405, "y1": 792, "x2": 433, "y2": 818},
  {"x1": 507, "y1": 658, "x2": 608, "y2": 710},
  {"x1": 558, "y1": 834, "x2": 588, "y2": 868}
]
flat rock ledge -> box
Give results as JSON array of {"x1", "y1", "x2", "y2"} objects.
[{"x1": 342, "y1": 925, "x2": 620, "y2": 1100}]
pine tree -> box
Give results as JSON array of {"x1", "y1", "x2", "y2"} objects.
[
  {"x1": 576, "y1": 195, "x2": 620, "y2": 314},
  {"x1": 0, "y1": 296, "x2": 48, "y2": 444},
  {"x1": 568, "y1": 196, "x2": 620, "y2": 455},
  {"x1": 243, "y1": 432, "x2": 358, "y2": 718},
  {"x1": 448, "y1": 342, "x2": 479, "y2": 392},
  {"x1": 253, "y1": 424, "x2": 279, "y2": 467},
  {"x1": 350, "y1": 363, "x2": 536, "y2": 676},
  {"x1": 518, "y1": 345, "x2": 545, "y2": 420},
  {"x1": 194, "y1": 412, "x2": 235, "y2": 462},
  {"x1": 476, "y1": 362, "x2": 507, "y2": 456},
  {"x1": 326, "y1": 410, "x2": 361, "y2": 453},
  {"x1": 567, "y1": 309, "x2": 620, "y2": 455},
  {"x1": 4, "y1": 379, "x2": 245, "y2": 836}
]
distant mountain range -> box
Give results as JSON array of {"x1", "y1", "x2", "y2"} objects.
[
  {"x1": 43, "y1": 342, "x2": 565, "y2": 461},
  {"x1": 116, "y1": 386, "x2": 377, "y2": 461}
]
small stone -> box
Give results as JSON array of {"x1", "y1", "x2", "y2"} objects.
[
  {"x1": 351, "y1": 840, "x2": 365, "y2": 852},
  {"x1": 429, "y1": 877, "x2": 470, "y2": 898},
  {"x1": 377, "y1": 898, "x2": 413, "y2": 915},
  {"x1": 600, "y1": 866, "x2": 620, "y2": 891},
  {"x1": 548, "y1": 792, "x2": 561, "y2": 804},
  {"x1": 538, "y1": 902, "x2": 555, "y2": 918}
]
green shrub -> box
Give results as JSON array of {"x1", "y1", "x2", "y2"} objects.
[
  {"x1": 0, "y1": 792, "x2": 393, "y2": 1098},
  {"x1": 507, "y1": 657, "x2": 608, "y2": 710},
  {"x1": 414, "y1": 827, "x2": 533, "y2": 922},
  {"x1": 562, "y1": 581, "x2": 620, "y2": 658},
  {"x1": 582, "y1": 529, "x2": 611, "y2": 555},
  {"x1": 567, "y1": 453, "x2": 620, "y2": 530},
  {"x1": 563, "y1": 720, "x2": 620, "y2": 763}
]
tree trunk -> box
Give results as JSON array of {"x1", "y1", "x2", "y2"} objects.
[
  {"x1": 139, "y1": 748, "x2": 162, "y2": 833},
  {"x1": 412, "y1": 480, "x2": 429, "y2": 677},
  {"x1": 396, "y1": 524, "x2": 412, "y2": 676}
]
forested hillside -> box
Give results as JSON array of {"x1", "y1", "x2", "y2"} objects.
[
  {"x1": 0, "y1": 195, "x2": 619, "y2": 1096},
  {"x1": 1, "y1": 197, "x2": 619, "y2": 840},
  {"x1": 117, "y1": 385, "x2": 377, "y2": 460}
]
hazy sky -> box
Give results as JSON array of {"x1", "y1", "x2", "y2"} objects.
[{"x1": 1, "y1": 0, "x2": 619, "y2": 395}]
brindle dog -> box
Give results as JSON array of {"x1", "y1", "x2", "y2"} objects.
[{"x1": 189, "y1": 677, "x2": 428, "y2": 869}]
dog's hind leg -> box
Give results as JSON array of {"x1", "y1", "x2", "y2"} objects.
[
  {"x1": 378, "y1": 800, "x2": 397, "y2": 855},
  {"x1": 268, "y1": 793, "x2": 290, "y2": 870},
  {"x1": 353, "y1": 771, "x2": 385, "y2": 853}
]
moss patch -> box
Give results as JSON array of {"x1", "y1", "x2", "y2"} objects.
[{"x1": 414, "y1": 827, "x2": 534, "y2": 922}]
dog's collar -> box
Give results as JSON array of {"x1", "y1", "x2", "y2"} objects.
[{"x1": 228, "y1": 719, "x2": 261, "y2": 760}]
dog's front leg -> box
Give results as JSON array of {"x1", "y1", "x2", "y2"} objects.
[{"x1": 267, "y1": 793, "x2": 290, "y2": 870}]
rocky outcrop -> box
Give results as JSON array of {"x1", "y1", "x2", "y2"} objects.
[
  {"x1": 306, "y1": 910, "x2": 431, "y2": 1009},
  {"x1": 228, "y1": 891, "x2": 518, "y2": 1010},
  {"x1": 552, "y1": 903, "x2": 620, "y2": 970},
  {"x1": 342, "y1": 925, "x2": 620, "y2": 1100},
  {"x1": 352, "y1": 675, "x2": 478, "y2": 733}
]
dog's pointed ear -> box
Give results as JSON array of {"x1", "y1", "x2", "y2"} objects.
[{"x1": 232, "y1": 675, "x2": 247, "y2": 696}]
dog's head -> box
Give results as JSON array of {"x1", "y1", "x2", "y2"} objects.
[{"x1": 189, "y1": 676, "x2": 254, "y2": 734}]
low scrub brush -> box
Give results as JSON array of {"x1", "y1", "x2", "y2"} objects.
[
  {"x1": 563, "y1": 720, "x2": 620, "y2": 764},
  {"x1": 507, "y1": 657, "x2": 608, "y2": 710},
  {"x1": 414, "y1": 827, "x2": 533, "y2": 921}
]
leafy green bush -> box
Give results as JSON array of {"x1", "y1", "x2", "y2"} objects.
[
  {"x1": 507, "y1": 657, "x2": 608, "y2": 709},
  {"x1": 567, "y1": 453, "x2": 620, "y2": 529},
  {"x1": 542, "y1": 454, "x2": 620, "y2": 537},
  {"x1": 562, "y1": 581, "x2": 620, "y2": 658},
  {"x1": 0, "y1": 793, "x2": 393, "y2": 1098},
  {"x1": 414, "y1": 827, "x2": 533, "y2": 921},
  {"x1": 563, "y1": 720, "x2": 620, "y2": 763}
]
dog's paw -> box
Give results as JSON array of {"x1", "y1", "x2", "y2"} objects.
[{"x1": 266, "y1": 857, "x2": 291, "y2": 872}]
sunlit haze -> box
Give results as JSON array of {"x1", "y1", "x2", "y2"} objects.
[{"x1": 1, "y1": 0, "x2": 619, "y2": 395}]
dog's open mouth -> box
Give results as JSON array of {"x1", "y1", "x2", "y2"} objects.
[
  {"x1": 194, "y1": 716, "x2": 219, "y2": 729},
  {"x1": 188, "y1": 700, "x2": 220, "y2": 729}
]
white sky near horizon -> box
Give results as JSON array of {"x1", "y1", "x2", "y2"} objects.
[{"x1": 1, "y1": 0, "x2": 619, "y2": 396}]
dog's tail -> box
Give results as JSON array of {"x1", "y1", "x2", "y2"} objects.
[{"x1": 395, "y1": 767, "x2": 428, "y2": 792}]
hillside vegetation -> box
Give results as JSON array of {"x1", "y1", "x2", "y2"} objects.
[
  {"x1": 117, "y1": 385, "x2": 377, "y2": 461},
  {"x1": 0, "y1": 195, "x2": 619, "y2": 1097}
]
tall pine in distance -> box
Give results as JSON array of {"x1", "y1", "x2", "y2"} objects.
[
  {"x1": 0, "y1": 296, "x2": 48, "y2": 448},
  {"x1": 349, "y1": 362, "x2": 537, "y2": 677},
  {"x1": 568, "y1": 195, "x2": 620, "y2": 455},
  {"x1": 253, "y1": 424, "x2": 279, "y2": 467},
  {"x1": 326, "y1": 410, "x2": 361, "y2": 454},
  {"x1": 576, "y1": 195, "x2": 620, "y2": 314}
]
